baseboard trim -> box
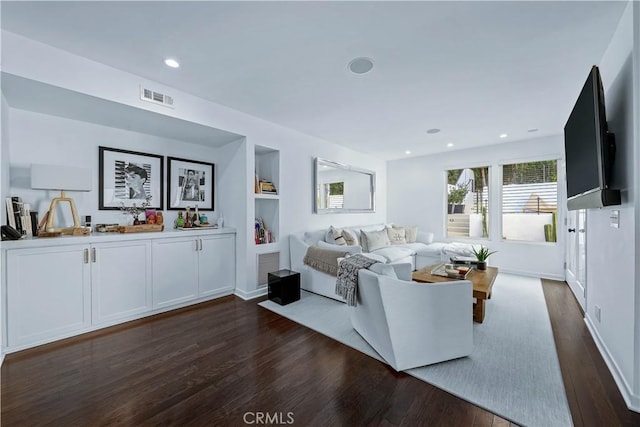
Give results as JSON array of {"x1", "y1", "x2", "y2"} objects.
[
  {"x1": 235, "y1": 286, "x2": 268, "y2": 300},
  {"x1": 499, "y1": 268, "x2": 564, "y2": 282},
  {"x1": 585, "y1": 315, "x2": 640, "y2": 412}
]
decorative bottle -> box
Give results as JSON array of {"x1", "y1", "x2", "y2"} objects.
[
  {"x1": 184, "y1": 208, "x2": 192, "y2": 228},
  {"x1": 176, "y1": 211, "x2": 185, "y2": 228}
]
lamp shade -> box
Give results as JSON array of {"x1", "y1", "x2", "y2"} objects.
[{"x1": 31, "y1": 164, "x2": 92, "y2": 191}]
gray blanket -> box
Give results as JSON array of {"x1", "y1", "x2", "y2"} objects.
[
  {"x1": 335, "y1": 254, "x2": 377, "y2": 307},
  {"x1": 303, "y1": 245, "x2": 349, "y2": 276}
]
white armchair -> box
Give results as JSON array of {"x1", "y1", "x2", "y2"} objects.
[{"x1": 350, "y1": 267, "x2": 473, "y2": 371}]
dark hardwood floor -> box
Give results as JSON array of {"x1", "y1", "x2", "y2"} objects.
[
  {"x1": 1, "y1": 280, "x2": 638, "y2": 426},
  {"x1": 541, "y1": 279, "x2": 640, "y2": 427}
]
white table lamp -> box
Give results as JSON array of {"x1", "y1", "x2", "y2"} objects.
[{"x1": 31, "y1": 164, "x2": 92, "y2": 234}]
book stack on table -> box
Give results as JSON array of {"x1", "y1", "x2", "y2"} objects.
[{"x1": 450, "y1": 256, "x2": 480, "y2": 267}]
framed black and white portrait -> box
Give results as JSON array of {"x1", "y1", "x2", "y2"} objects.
[
  {"x1": 99, "y1": 146, "x2": 164, "y2": 210},
  {"x1": 167, "y1": 157, "x2": 215, "y2": 210}
]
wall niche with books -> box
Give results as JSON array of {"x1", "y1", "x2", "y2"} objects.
[{"x1": 254, "y1": 145, "x2": 279, "y2": 247}]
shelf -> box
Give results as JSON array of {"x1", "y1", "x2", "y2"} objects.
[
  {"x1": 255, "y1": 242, "x2": 280, "y2": 253},
  {"x1": 254, "y1": 193, "x2": 279, "y2": 200},
  {"x1": 254, "y1": 145, "x2": 280, "y2": 258}
]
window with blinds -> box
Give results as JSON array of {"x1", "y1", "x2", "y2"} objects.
[{"x1": 501, "y1": 160, "x2": 558, "y2": 242}]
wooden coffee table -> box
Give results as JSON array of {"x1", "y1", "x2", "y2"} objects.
[{"x1": 412, "y1": 264, "x2": 499, "y2": 323}]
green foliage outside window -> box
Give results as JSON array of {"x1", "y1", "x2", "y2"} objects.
[
  {"x1": 503, "y1": 160, "x2": 557, "y2": 184},
  {"x1": 447, "y1": 184, "x2": 469, "y2": 204},
  {"x1": 329, "y1": 182, "x2": 344, "y2": 195}
]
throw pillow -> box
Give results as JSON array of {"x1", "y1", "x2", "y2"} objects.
[
  {"x1": 420, "y1": 231, "x2": 434, "y2": 244},
  {"x1": 359, "y1": 230, "x2": 369, "y2": 252},
  {"x1": 386, "y1": 227, "x2": 407, "y2": 245},
  {"x1": 394, "y1": 224, "x2": 418, "y2": 243},
  {"x1": 329, "y1": 225, "x2": 347, "y2": 245},
  {"x1": 362, "y1": 229, "x2": 391, "y2": 252},
  {"x1": 342, "y1": 229, "x2": 359, "y2": 246}
]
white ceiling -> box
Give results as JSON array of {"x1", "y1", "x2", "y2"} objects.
[{"x1": 0, "y1": 1, "x2": 628, "y2": 160}]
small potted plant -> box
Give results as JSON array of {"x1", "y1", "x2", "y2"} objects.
[{"x1": 472, "y1": 245, "x2": 497, "y2": 270}]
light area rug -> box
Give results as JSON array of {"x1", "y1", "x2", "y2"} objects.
[{"x1": 259, "y1": 273, "x2": 573, "y2": 427}]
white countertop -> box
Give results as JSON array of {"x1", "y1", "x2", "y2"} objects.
[{"x1": 0, "y1": 226, "x2": 236, "y2": 250}]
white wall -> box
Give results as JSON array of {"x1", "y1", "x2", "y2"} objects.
[
  {"x1": 0, "y1": 31, "x2": 387, "y2": 300},
  {"x1": 1, "y1": 96, "x2": 8, "y2": 227},
  {"x1": 634, "y1": 0, "x2": 640, "y2": 410},
  {"x1": 6, "y1": 108, "x2": 229, "y2": 228},
  {"x1": 216, "y1": 138, "x2": 248, "y2": 298},
  {"x1": 388, "y1": 135, "x2": 565, "y2": 279},
  {"x1": 584, "y1": 1, "x2": 639, "y2": 411},
  {"x1": 0, "y1": 92, "x2": 7, "y2": 366}
]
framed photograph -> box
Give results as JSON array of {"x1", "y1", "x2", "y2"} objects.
[
  {"x1": 167, "y1": 157, "x2": 215, "y2": 210},
  {"x1": 99, "y1": 146, "x2": 164, "y2": 210}
]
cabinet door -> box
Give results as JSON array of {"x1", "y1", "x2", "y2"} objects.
[
  {"x1": 7, "y1": 245, "x2": 91, "y2": 348},
  {"x1": 152, "y1": 237, "x2": 199, "y2": 308},
  {"x1": 91, "y1": 240, "x2": 152, "y2": 325},
  {"x1": 198, "y1": 234, "x2": 236, "y2": 297}
]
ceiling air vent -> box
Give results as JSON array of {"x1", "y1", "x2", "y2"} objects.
[{"x1": 140, "y1": 86, "x2": 174, "y2": 108}]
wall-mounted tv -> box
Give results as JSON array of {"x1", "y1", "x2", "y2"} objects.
[{"x1": 564, "y1": 65, "x2": 620, "y2": 210}]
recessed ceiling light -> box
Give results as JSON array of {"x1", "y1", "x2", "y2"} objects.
[
  {"x1": 499, "y1": 133, "x2": 508, "y2": 138},
  {"x1": 348, "y1": 57, "x2": 374, "y2": 74},
  {"x1": 426, "y1": 128, "x2": 441, "y2": 134},
  {"x1": 405, "y1": 150, "x2": 411, "y2": 155},
  {"x1": 447, "y1": 143, "x2": 454, "y2": 148},
  {"x1": 527, "y1": 128, "x2": 539, "y2": 133},
  {"x1": 164, "y1": 58, "x2": 180, "y2": 68}
]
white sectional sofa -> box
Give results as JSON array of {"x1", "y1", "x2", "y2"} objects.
[
  {"x1": 289, "y1": 224, "x2": 476, "y2": 301},
  {"x1": 351, "y1": 264, "x2": 473, "y2": 370}
]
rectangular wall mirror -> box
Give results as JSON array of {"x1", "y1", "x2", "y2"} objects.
[{"x1": 314, "y1": 157, "x2": 376, "y2": 213}]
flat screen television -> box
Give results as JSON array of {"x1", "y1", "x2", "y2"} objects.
[{"x1": 564, "y1": 65, "x2": 620, "y2": 210}]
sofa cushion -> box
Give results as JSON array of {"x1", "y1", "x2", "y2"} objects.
[
  {"x1": 361, "y1": 252, "x2": 387, "y2": 263},
  {"x1": 386, "y1": 227, "x2": 407, "y2": 245},
  {"x1": 370, "y1": 246, "x2": 414, "y2": 263},
  {"x1": 442, "y1": 242, "x2": 476, "y2": 258},
  {"x1": 394, "y1": 242, "x2": 429, "y2": 255},
  {"x1": 368, "y1": 262, "x2": 398, "y2": 279},
  {"x1": 317, "y1": 240, "x2": 362, "y2": 255},
  {"x1": 414, "y1": 242, "x2": 448, "y2": 257},
  {"x1": 361, "y1": 229, "x2": 391, "y2": 252}
]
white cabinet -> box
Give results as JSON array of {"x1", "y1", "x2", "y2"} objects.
[
  {"x1": 199, "y1": 234, "x2": 236, "y2": 297},
  {"x1": 6, "y1": 245, "x2": 91, "y2": 348},
  {"x1": 152, "y1": 237, "x2": 200, "y2": 308},
  {"x1": 2, "y1": 229, "x2": 236, "y2": 352},
  {"x1": 91, "y1": 240, "x2": 152, "y2": 325},
  {"x1": 152, "y1": 233, "x2": 235, "y2": 306}
]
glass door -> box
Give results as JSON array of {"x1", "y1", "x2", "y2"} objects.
[{"x1": 565, "y1": 209, "x2": 586, "y2": 310}]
